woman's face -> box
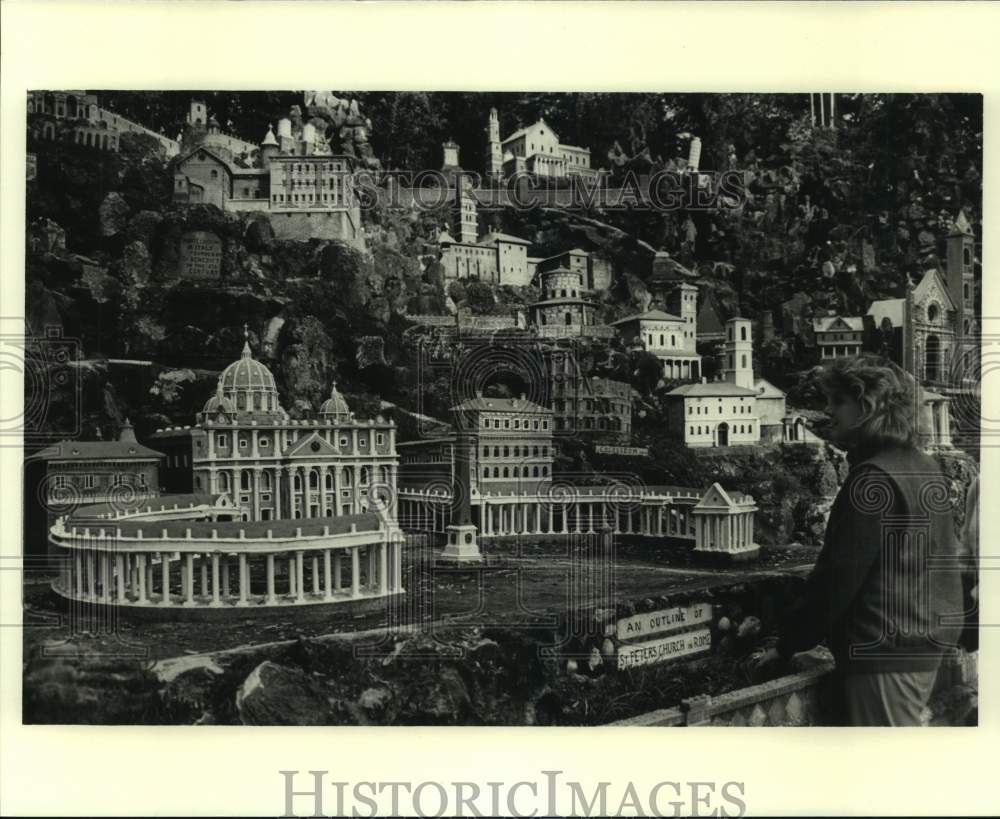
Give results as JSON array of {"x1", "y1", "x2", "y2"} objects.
[{"x1": 825, "y1": 390, "x2": 863, "y2": 447}]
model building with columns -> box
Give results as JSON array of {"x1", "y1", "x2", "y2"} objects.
[
  {"x1": 396, "y1": 392, "x2": 760, "y2": 561},
  {"x1": 152, "y1": 330, "x2": 398, "y2": 522}
]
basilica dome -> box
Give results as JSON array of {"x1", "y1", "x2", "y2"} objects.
[
  {"x1": 319, "y1": 382, "x2": 352, "y2": 423},
  {"x1": 201, "y1": 386, "x2": 236, "y2": 416},
  {"x1": 216, "y1": 330, "x2": 283, "y2": 415}
]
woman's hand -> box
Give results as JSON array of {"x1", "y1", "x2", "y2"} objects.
[{"x1": 750, "y1": 646, "x2": 784, "y2": 683}]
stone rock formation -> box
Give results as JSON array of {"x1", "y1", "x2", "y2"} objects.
[{"x1": 235, "y1": 661, "x2": 333, "y2": 726}]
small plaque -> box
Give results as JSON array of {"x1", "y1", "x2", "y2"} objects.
[
  {"x1": 617, "y1": 627, "x2": 711, "y2": 670},
  {"x1": 179, "y1": 230, "x2": 222, "y2": 279},
  {"x1": 616, "y1": 601, "x2": 711, "y2": 640}
]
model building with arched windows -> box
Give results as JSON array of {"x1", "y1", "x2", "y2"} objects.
[
  {"x1": 152, "y1": 330, "x2": 397, "y2": 522},
  {"x1": 663, "y1": 318, "x2": 791, "y2": 448}
]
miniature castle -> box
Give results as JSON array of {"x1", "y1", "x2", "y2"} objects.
[{"x1": 172, "y1": 98, "x2": 364, "y2": 247}]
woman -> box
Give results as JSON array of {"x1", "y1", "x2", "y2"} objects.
[{"x1": 757, "y1": 357, "x2": 964, "y2": 725}]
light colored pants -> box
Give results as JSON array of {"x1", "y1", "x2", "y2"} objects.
[{"x1": 841, "y1": 669, "x2": 939, "y2": 726}]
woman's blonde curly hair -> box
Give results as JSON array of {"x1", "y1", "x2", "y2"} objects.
[{"x1": 819, "y1": 356, "x2": 919, "y2": 448}]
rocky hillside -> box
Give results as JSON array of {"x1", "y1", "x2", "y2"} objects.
[{"x1": 25, "y1": 93, "x2": 981, "y2": 453}]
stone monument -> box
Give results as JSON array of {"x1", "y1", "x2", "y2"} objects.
[{"x1": 441, "y1": 431, "x2": 482, "y2": 562}]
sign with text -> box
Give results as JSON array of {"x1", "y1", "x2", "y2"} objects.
[
  {"x1": 617, "y1": 627, "x2": 712, "y2": 670},
  {"x1": 179, "y1": 231, "x2": 222, "y2": 280},
  {"x1": 594, "y1": 444, "x2": 650, "y2": 457},
  {"x1": 616, "y1": 601, "x2": 711, "y2": 641}
]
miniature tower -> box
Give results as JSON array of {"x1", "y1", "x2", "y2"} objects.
[
  {"x1": 187, "y1": 100, "x2": 207, "y2": 127},
  {"x1": 687, "y1": 136, "x2": 702, "y2": 172},
  {"x1": 442, "y1": 139, "x2": 460, "y2": 170},
  {"x1": 453, "y1": 176, "x2": 478, "y2": 244},
  {"x1": 667, "y1": 282, "x2": 699, "y2": 353},
  {"x1": 276, "y1": 117, "x2": 295, "y2": 154},
  {"x1": 487, "y1": 108, "x2": 502, "y2": 178},
  {"x1": 259, "y1": 125, "x2": 278, "y2": 169},
  {"x1": 946, "y1": 210, "x2": 976, "y2": 347},
  {"x1": 722, "y1": 317, "x2": 754, "y2": 389}
]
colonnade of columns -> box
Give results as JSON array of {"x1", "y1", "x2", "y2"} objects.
[
  {"x1": 693, "y1": 512, "x2": 755, "y2": 553},
  {"x1": 660, "y1": 358, "x2": 700, "y2": 380},
  {"x1": 398, "y1": 497, "x2": 450, "y2": 532},
  {"x1": 397, "y1": 495, "x2": 698, "y2": 540},
  {"x1": 53, "y1": 541, "x2": 403, "y2": 608},
  {"x1": 478, "y1": 501, "x2": 695, "y2": 538}
]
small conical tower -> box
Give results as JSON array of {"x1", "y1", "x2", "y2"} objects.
[{"x1": 260, "y1": 124, "x2": 278, "y2": 169}]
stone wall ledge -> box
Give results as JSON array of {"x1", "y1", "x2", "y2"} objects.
[{"x1": 608, "y1": 662, "x2": 835, "y2": 727}]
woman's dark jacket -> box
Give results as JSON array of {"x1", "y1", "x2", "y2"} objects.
[{"x1": 778, "y1": 441, "x2": 965, "y2": 674}]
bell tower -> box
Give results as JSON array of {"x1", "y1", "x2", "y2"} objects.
[
  {"x1": 487, "y1": 108, "x2": 502, "y2": 178},
  {"x1": 722, "y1": 317, "x2": 754, "y2": 389},
  {"x1": 946, "y1": 210, "x2": 976, "y2": 343}
]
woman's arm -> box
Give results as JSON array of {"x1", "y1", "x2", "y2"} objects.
[{"x1": 777, "y1": 465, "x2": 896, "y2": 659}]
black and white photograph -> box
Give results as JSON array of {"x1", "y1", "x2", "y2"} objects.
[
  {"x1": 2, "y1": 3, "x2": 996, "y2": 817},
  {"x1": 19, "y1": 88, "x2": 981, "y2": 729}
]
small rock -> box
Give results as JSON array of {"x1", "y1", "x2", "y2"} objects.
[
  {"x1": 600, "y1": 638, "x2": 616, "y2": 659},
  {"x1": 98, "y1": 192, "x2": 131, "y2": 237}
]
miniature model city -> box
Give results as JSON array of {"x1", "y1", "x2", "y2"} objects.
[{"x1": 24, "y1": 91, "x2": 979, "y2": 724}]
